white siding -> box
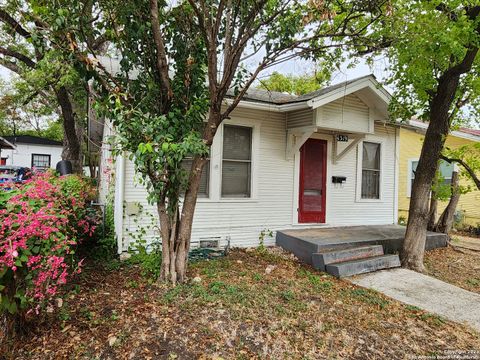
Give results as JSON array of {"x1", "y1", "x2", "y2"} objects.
[
  {"x1": 323, "y1": 123, "x2": 397, "y2": 225},
  {"x1": 286, "y1": 108, "x2": 314, "y2": 128},
  {"x1": 316, "y1": 94, "x2": 372, "y2": 134},
  {"x1": 2, "y1": 143, "x2": 63, "y2": 169},
  {"x1": 118, "y1": 105, "x2": 397, "y2": 251}
]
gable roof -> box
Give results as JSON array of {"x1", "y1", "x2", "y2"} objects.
[
  {"x1": 3, "y1": 135, "x2": 63, "y2": 146},
  {"x1": 235, "y1": 74, "x2": 390, "y2": 105},
  {"x1": 229, "y1": 75, "x2": 391, "y2": 118}
]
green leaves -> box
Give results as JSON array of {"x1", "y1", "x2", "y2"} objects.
[{"x1": 371, "y1": 1, "x2": 480, "y2": 126}]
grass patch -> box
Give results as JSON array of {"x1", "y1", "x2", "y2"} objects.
[{"x1": 345, "y1": 288, "x2": 390, "y2": 309}]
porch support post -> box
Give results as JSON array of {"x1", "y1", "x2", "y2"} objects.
[
  {"x1": 286, "y1": 126, "x2": 317, "y2": 160},
  {"x1": 332, "y1": 134, "x2": 365, "y2": 164}
]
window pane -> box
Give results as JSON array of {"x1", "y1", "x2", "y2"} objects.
[
  {"x1": 32, "y1": 154, "x2": 51, "y2": 168},
  {"x1": 362, "y1": 142, "x2": 380, "y2": 170},
  {"x1": 439, "y1": 160, "x2": 454, "y2": 179},
  {"x1": 362, "y1": 170, "x2": 380, "y2": 199},
  {"x1": 223, "y1": 125, "x2": 252, "y2": 160},
  {"x1": 411, "y1": 161, "x2": 419, "y2": 179},
  {"x1": 222, "y1": 161, "x2": 251, "y2": 197},
  {"x1": 181, "y1": 159, "x2": 209, "y2": 197}
]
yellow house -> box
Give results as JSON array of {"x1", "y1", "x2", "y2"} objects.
[{"x1": 398, "y1": 120, "x2": 480, "y2": 226}]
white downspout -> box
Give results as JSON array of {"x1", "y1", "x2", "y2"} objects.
[
  {"x1": 393, "y1": 127, "x2": 399, "y2": 224},
  {"x1": 114, "y1": 153, "x2": 125, "y2": 254}
]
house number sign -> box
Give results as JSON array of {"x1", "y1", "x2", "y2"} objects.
[{"x1": 336, "y1": 134, "x2": 349, "y2": 142}]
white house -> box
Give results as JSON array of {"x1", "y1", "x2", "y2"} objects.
[
  {"x1": 1, "y1": 135, "x2": 63, "y2": 170},
  {"x1": 99, "y1": 75, "x2": 400, "y2": 254}
]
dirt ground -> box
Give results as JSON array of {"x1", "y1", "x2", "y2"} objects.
[
  {"x1": 425, "y1": 242, "x2": 480, "y2": 294},
  {"x1": 5, "y1": 248, "x2": 480, "y2": 359}
]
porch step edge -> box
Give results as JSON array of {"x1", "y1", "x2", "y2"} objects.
[
  {"x1": 325, "y1": 254, "x2": 401, "y2": 278},
  {"x1": 312, "y1": 245, "x2": 384, "y2": 271}
]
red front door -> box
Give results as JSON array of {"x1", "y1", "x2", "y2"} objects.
[{"x1": 298, "y1": 139, "x2": 327, "y2": 223}]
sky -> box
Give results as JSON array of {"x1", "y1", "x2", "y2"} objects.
[{"x1": 0, "y1": 55, "x2": 391, "y2": 88}]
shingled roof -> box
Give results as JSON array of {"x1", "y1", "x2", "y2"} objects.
[
  {"x1": 229, "y1": 75, "x2": 378, "y2": 105},
  {"x1": 3, "y1": 135, "x2": 62, "y2": 146}
]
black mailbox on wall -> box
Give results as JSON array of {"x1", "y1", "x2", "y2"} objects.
[{"x1": 332, "y1": 176, "x2": 346, "y2": 184}]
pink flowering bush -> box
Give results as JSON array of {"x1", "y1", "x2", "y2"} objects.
[{"x1": 0, "y1": 172, "x2": 97, "y2": 325}]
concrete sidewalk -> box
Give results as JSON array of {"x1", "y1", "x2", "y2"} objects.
[{"x1": 350, "y1": 268, "x2": 480, "y2": 332}]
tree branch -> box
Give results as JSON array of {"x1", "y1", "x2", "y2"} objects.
[
  {"x1": 0, "y1": 8, "x2": 31, "y2": 38},
  {"x1": 0, "y1": 46, "x2": 36, "y2": 68},
  {"x1": 441, "y1": 154, "x2": 480, "y2": 190},
  {"x1": 0, "y1": 57, "x2": 21, "y2": 74},
  {"x1": 149, "y1": 0, "x2": 172, "y2": 103}
]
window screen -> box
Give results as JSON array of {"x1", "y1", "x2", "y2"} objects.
[
  {"x1": 222, "y1": 125, "x2": 252, "y2": 198},
  {"x1": 361, "y1": 142, "x2": 380, "y2": 199},
  {"x1": 32, "y1": 154, "x2": 51, "y2": 169}
]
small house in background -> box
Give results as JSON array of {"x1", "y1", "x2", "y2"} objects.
[
  {"x1": 1, "y1": 135, "x2": 63, "y2": 170},
  {"x1": 398, "y1": 120, "x2": 480, "y2": 226}
]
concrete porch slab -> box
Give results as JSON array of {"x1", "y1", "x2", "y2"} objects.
[
  {"x1": 350, "y1": 268, "x2": 480, "y2": 332},
  {"x1": 276, "y1": 225, "x2": 447, "y2": 264}
]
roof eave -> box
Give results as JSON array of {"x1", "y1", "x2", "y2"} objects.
[
  {"x1": 0, "y1": 136, "x2": 16, "y2": 150},
  {"x1": 307, "y1": 76, "x2": 391, "y2": 110}
]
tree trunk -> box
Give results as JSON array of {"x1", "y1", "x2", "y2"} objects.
[
  {"x1": 427, "y1": 189, "x2": 438, "y2": 231},
  {"x1": 156, "y1": 156, "x2": 206, "y2": 284},
  {"x1": 55, "y1": 86, "x2": 83, "y2": 174},
  {"x1": 435, "y1": 171, "x2": 460, "y2": 234},
  {"x1": 402, "y1": 79, "x2": 459, "y2": 271}
]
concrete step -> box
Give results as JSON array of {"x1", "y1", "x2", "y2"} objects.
[
  {"x1": 311, "y1": 245, "x2": 384, "y2": 271},
  {"x1": 325, "y1": 254, "x2": 401, "y2": 278}
]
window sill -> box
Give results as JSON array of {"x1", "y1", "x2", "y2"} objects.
[
  {"x1": 355, "y1": 198, "x2": 384, "y2": 203},
  {"x1": 196, "y1": 197, "x2": 259, "y2": 204}
]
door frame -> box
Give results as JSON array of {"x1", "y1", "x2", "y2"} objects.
[{"x1": 298, "y1": 138, "x2": 327, "y2": 223}]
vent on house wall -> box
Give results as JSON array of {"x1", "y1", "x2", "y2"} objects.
[{"x1": 198, "y1": 236, "x2": 222, "y2": 249}]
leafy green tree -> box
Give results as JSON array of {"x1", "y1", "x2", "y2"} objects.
[
  {"x1": 44, "y1": 0, "x2": 388, "y2": 283},
  {"x1": 257, "y1": 69, "x2": 331, "y2": 95},
  {"x1": 0, "y1": 2, "x2": 108, "y2": 172},
  {"x1": 366, "y1": 1, "x2": 480, "y2": 271}
]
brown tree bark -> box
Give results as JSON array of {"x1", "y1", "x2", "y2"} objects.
[
  {"x1": 435, "y1": 171, "x2": 461, "y2": 234},
  {"x1": 155, "y1": 156, "x2": 206, "y2": 284},
  {"x1": 55, "y1": 86, "x2": 83, "y2": 174},
  {"x1": 427, "y1": 189, "x2": 438, "y2": 231},
  {"x1": 402, "y1": 41, "x2": 479, "y2": 271}
]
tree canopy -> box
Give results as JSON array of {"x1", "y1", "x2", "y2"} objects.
[
  {"x1": 366, "y1": 1, "x2": 480, "y2": 270},
  {"x1": 257, "y1": 69, "x2": 331, "y2": 95}
]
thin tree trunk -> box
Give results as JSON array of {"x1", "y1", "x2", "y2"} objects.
[
  {"x1": 155, "y1": 156, "x2": 206, "y2": 284},
  {"x1": 157, "y1": 200, "x2": 171, "y2": 282},
  {"x1": 55, "y1": 86, "x2": 83, "y2": 174},
  {"x1": 427, "y1": 189, "x2": 438, "y2": 231},
  {"x1": 175, "y1": 156, "x2": 206, "y2": 283},
  {"x1": 435, "y1": 171, "x2": 460, "y2": 234}
]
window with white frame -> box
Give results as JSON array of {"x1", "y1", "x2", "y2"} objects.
[
  {"x1": 31, "y1": 154, "x2": 51, "y2": 169},
  {"x1": 181, "y1": 154, "x2": 210, "y2": 197},
  {"x1": 221, "y1": 125, "x2": 252, "y2": 198},
  {"x1": 361, "y1": 142, "x2": 381, "y2": 199},
  {"x1": 409, "y1": 159, "x2": 454, "y2": 196}
]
